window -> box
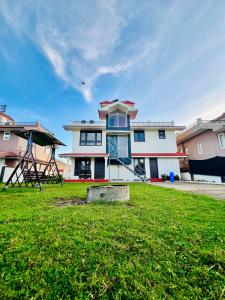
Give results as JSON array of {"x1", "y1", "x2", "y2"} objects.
[
  {"x1": 197, "y1": 142, "x2": 203, "y2": 154},
  {"x1": 75, "y1": 158, "x2": 91, "y2": 178},
  {"x1": 218, "y1": 133, "x2": 225, "y2": 149},
  {"x1": 108, "y1": 113, "x2": 127, "y2": 127},
  {"x1": 80, "y1": 131, "x2": 102, "y2": 146},
  {"x1": 134, "y1": 130, "x2": 145, "y2": 142},
  {"x1": 3, "y1": 131, "x2": 10, "y2": 141},
  {"x1": 158, "y1": 130, "x2": 166, "y2": 139},
  {"x1": 108, "y1": 135, "x2": 129, "y2": 158},
  {"x1": 134, "y1": 158, "x2": 145, "y2": 175}
]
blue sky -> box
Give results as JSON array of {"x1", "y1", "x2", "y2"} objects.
[{"x1": 0, "y1": 0, "x2": 225, "y2": 151}]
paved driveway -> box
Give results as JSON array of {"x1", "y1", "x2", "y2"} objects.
[{"x1": 150, "y1": 181, "x2": 225, "y2": 200}]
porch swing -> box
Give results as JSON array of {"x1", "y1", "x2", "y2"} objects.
[{"x1": 3, "y1": 129, "x2": 65, "y2": 191}]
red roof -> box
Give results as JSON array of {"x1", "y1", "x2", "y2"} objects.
[
  {"x1": 59, "y1": 153, "x2": 108, "y2": 157},
  {"x1": 0, "y1": 112, "x2": 14, "y2": 121},
  {"x1": 100, "y1": 100, "x2": 135, "y2": 106},
  {"x1": 59, "y1": 152, "x2": 187, "y2": 158},
  {"x1": 131, "y1": 152, "x2": 187, "y2": 157},
  {"x1": 100, "y1": 100, "x2": 112, "y2": 105},
  {"x1": 122, "y1": 100, "x2": 135, "y2": 105}
]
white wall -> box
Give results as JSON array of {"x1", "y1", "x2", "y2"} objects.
[
  {"x1": 193, "y1": 174, "x2": 222, "y2": 184},
  {"x1": 131, "y1": 130, "x2": 177, "y2": 153},
  {"x1": 70, "y1": 129, "x2": 177, "y2": 155},
  {"x1": 107, "y1": 164, "x2": 140, "y2": 181},
  {"x1": 157, "y1": 158, "x2": 181, "y2": 177},
  {"x1": 72, "y1": 130, "x2": 106, "y2": 153},
  {"x1": 64, "y1": 157, "x2": 181, "y2": 181},
  {"x1": 0, "y1": 159, "x2": 5, "y2": 172},
  {"x1": 2, "y1": 167, "x2": 18, "y2": 183},
  {"x1": 181, "y1": 172, "x2": 192, "y2": 181}
]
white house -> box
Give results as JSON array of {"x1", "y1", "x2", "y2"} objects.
[{"x1": 60, "y1": 100, "x2": 186, "y2": 182}]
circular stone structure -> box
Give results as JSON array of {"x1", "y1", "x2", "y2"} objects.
[{"x1": 87, "y1": 185, "x2": 130, "y2": 202}]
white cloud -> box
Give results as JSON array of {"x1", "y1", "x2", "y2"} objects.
[{"x1": 0, "y1": 0, "x2": 154, "y2": 102}]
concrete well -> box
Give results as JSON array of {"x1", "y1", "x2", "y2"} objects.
[{"x1": 87, "y1": 185, "x2": 130, "y2": 202}]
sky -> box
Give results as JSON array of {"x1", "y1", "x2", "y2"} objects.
[{"x1": 0, "y1": 0, "x2": 225, "y2": 152}]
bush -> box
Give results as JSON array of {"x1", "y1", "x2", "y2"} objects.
[
  {"x1": 174, "y1": 175, "x2": 180, "y2": 181},
  {"x1": 161, "y1": 174, "x2": 169, "y2": 180}
]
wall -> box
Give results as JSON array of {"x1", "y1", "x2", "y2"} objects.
[
  {"x1": 177, "y1": 130, "x2": 225, "y2": 160},
  {"x1": 0, "y1": 131, "x2": 52, "y2": 164},
  {"x1": 72, "y1": 130, "x2": 107, "y2": 154},
  {"x1": 193, "y1": 174, "x2": 222, "y2": 184},
  {"x1": 131, "y1": 129, "x2": 177, "y2": 153},
  {"x1": 2, "y1": 167, "x2": 17, "y2": 183},
  {"x1": 157, "y1": 158, "x2": 181, "y2": 177},
  {"x1": 0, "y1": 132, "x2": 19, "y2": 152},
  {"x1": 0, "y1": 158, "x2": 5, "y2": 181},
  {"x1": 64, "y1": 157, "x2": 181, "y2": 181},
  {"x1": 180, "y1": 172, "x2": 192, "y2": 181}
]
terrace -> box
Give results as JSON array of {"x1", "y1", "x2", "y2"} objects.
[
  {"x1": 177, "y1": 118, "x2": 225, "y2": 143},
  {"x1": 64, "y1": 120, "x2": 185, "y2": 130},
  {"x1": 0, "y1": 121, "x2": 54, "y2": 135}
]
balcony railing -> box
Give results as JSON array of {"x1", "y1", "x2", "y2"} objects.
[
  {"x1": 71, "y1": 120, "x2": 175, "y2": 127},
  {"x1": 72, "y1": 121, "x2": 106, "y2": 126},
  {"x1": 0, "y1": 122, "x2": 54, "y2": 135},
  {"x1": 0, "y1": 121, "x2": 38, "y2": 126},
  {"x1": 176, "y1": 119, "x2": 225, "y2": 136},
  {"x1": 131, "y1": 121, "x2": 175, "y2": 126}
]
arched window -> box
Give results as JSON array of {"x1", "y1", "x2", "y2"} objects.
[{"x1": 108, "y1": 113, "x2": 127, "y2": 127}]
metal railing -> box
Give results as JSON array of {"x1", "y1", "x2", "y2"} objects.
[
  {"x1": 108, "y1": 138, "x2": 147, "y2": 182},
  {"x1": 71, "y1": 120, "x2": 176, "y2": 127},
  {"x1": 0, "y1": 121, "x2": 38, "y2": 126},
  {"x1": 0, "y1": 122, "x2": 54, "y2": 135},
  {"x1": 177, "y1": 118, "x2": 225, "y2": 136},
  {"x1": 72, "y1": 121, "x2": 106, "y2": 125},
  {"x1": 131, "y1": 121, "x2": 175, "y2": 126}
]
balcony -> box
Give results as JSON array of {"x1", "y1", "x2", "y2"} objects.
[
  {"x1": 177, "y1": 118, "x2": 225, "y2": 143},
  {"x1": 64, "y1": 121, "x2": 106, "y2": 130},
  {"x1": 64, "y1": 120, "x2": 185, "y2": 131},
  {"x1": 0, "y1": 121, "x2": 53, "y2": 135}
]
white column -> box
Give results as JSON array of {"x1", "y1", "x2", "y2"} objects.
[
  {"x1": 104, "y1": 157, "x2": 108, "y2": 180},
  {"x1": 145, "y1": 158, "x2": 150, "y2": 179},
  {"x1": 91, "y1": 158, "x2": 95, "y2": 179}
]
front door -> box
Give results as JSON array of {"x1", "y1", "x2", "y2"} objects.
[
  {"x1": 150, "y1": 158, "x2": 159, "y2": 178},
  {"x1": 75, "y1": 158, "x2": 91, "y2": 179},
  {"x1": 95, "y1": 158, "x2": 105, "y2": 179}
]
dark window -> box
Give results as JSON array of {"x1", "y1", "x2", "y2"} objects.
[
  {"x1": 134, "y1": 158, "x2": 145, "y2": 175},
  {"x1": 75, "y1": 158, "x2": 91, "y2": 178},
  {"x1": 108, "y1": 114, "x2": 127, "y2": 127},
  {"x1": 80, "y1": 131, "x2": 102, "y2": 146},
  {"x1": 158, "y1": 130, "x2": 166, "y2": 139},
  {"x1": 134, "y1": 130, "x2": 145, "y2": 142}
]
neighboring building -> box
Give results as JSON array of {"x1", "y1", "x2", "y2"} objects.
[
  {"x1": 0, "y1": 109, "x2": 54, "y2": 182},
  {"x1": 60, "y1": 100, "x2": 186, "y2": 182},
  {"x1": 177, "y1": 113, "x2": 225, "y2": 183}
]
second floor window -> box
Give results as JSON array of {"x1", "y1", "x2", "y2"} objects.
[
  {"x1": 158, "y1": 130, "x2": 166, "y2": 139},
  {"x1": 134, "y1": 130, "x2": 145, "y2": 142},
  {"x1": 108, "y1": 113, "x2": 127, "y2": 127},
  {"x1": 197, "y1": 142, "x2": 203, "y2": 154},
  {"x1": 80, "y1": 131, "x2": 102, "y2": 146},
  {"x1": 218, "y1": 133, "x2": 225, "y2": 149},
  {"x1": 3, "y1": 131, "x2": 10, "y2": 141}
]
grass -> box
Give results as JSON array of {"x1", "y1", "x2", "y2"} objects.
[{"x1": 0, "y1": 183, "x2": 225, "y2": 299}]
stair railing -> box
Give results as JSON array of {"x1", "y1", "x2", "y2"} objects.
[{"x1": 108, "y1": 138, "x2": 147, "y2": 182}]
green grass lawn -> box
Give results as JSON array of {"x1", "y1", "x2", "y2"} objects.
[{"x1": 0, "y1": 183, "x2": 225, "y2": 299}]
